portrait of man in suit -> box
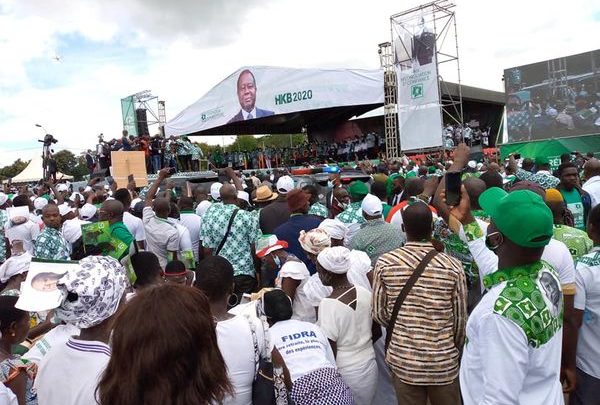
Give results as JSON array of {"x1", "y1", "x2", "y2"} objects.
[{"x1": 228, "y1": 69, "x2": 274, "y2": 123}]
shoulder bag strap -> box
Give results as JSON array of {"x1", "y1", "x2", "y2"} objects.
[
  {"x1": 385, "y1": 249, "x2": 438, "y2": 352},
  {"x1": 215, "y1": 208, "x2": 239, "y2": 256}
]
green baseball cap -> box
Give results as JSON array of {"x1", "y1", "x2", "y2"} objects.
[
  {"x1": 347, "y1": 181, "x2": 369, "y2": 199},
  {"x1": 479, "y1": 187, "x2": 553, "y2": 248}
]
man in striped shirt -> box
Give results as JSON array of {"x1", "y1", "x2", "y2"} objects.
[{"x1": 372, "y1": 201, "x2": 467, "y2": 405}]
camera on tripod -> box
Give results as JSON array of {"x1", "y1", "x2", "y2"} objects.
[{"x1": 39, "y1": 134, "x2": 58, "y2": 147}]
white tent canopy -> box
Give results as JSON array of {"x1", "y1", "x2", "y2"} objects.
[
  {"x1": 8, "y1": 155, "x2": 73, "y2": 184},
  {"x1": 165, "y1": 66, "x2": 384, "y2": 136}
]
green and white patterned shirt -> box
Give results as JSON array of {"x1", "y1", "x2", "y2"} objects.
[
  {"x1": 308, "y1": 202, "x2": 328, "y2": 218},
  {"x1": 335, "y1": 202, "x2": 365, "y2": 225},
  {"x1": 0, "y1": 210, "x2": 8, "y2": 263},
  {"x1": 552, "y1": 224, "x2": 592, "y2": 261},
  {"x1": 33, "y1": 227, "x2": 71, "y2": 261},
  {"x1": 200, "y1": 203, "x2": 261, "y2": 277},
  {"x1": 351, "y1": 218, "x2": 404, "y2": 265},
  {"x1": 516, "y1": 168, "x2": 560, "y2": 190}
]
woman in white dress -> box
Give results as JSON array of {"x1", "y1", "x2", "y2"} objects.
[{"x1": 315, "y1": 246, "x2": 377, "y2": 405}]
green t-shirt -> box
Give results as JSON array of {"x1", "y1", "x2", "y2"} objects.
[
  {"x1": 552, "y1": 224, "x2": 592, "y2": 260},
  {"x1": 110, "y1": 222, "x2": 134, "y2": 251},
  {"x1": 560, "y1": 188, "x2": 585, "y2": 230}
]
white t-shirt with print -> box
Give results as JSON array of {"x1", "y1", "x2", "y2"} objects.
[
  {"x1": 269, "y1": 319, "x2": 336, "y2": 383},
  {"x1": 23, "y1": 324, "x2": 80, "y2": 365},
  {"x1": 574, "y1": 247, "x2": 600, "y2": 379}
]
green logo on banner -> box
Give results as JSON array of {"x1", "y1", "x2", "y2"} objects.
[{"x1": 411, "y1": 84, "x2": 424, "y2": 99}]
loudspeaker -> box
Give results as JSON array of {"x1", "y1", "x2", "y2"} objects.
[{"x1": 136, "y1": 109, "x2": 150, "y2": 137}]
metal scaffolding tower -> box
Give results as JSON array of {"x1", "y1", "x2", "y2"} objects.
[
  {"x1": 388, "y1": 0, "x2": 463, "y2": 151},
  {"x1": 379, "y1": 41, "x2": 399, "y2": 159}
]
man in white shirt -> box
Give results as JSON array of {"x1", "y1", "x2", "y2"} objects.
[
  {"x1": 453, "y1": 187, "x2": 563, "y2": 405},
  {"x1": 114, "y1": 188, "x2": 145, "y2": 249},
  {"x1": 572, "y1": 205, "x2": 600, "y2": 404},
  {"x1": 583, "y1": 158, "x2": 600, "y2": 209},
  {"x1": 178, "y1": 196, "x2": 201, "y2": 264},
  {"x1": 458, "y1": 183, "x2": 578, "y2": 392},
  {"x1": 5, "y1": 196, "x2": 40, "y2": 254},
  {"x1": 143, "y1": 169, "x2": 180, "y2": 269}
]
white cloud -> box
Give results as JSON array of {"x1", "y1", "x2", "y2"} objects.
[{"x1": 1, "y1": 0, "x2": 599, "y2": 162}]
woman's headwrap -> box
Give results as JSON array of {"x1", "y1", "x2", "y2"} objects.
[
  {"x1": 318, "y1": 219, "x2": 347, "y2": 241},
  {"x1": 56, "y1": 256, "x2": 128, "y2": 329},
  {"x1": 317, "y1": 246, "x2": 351, "y2": 274},
  {"x1": 299, "y1": 228, "x2": 331, "y2": 255}
]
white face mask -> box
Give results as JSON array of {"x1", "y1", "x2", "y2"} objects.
[
  {"x1": 273, "y1": 255, "x2": 282, "y2": 269},
  {"x1": 327, "y1": 180, "x2": 334, "y2": 188}
]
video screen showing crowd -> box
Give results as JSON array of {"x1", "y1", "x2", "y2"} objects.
[
  {"x1": 1, "y1": 138, "x2": 600, "y2": 405},
  {"x1": 505, "y1": 49, "x2": 600, "y2": 143}
]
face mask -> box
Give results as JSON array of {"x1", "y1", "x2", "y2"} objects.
[
  {"x1": 273, "y1": 255, "x2": 282, "y2": 269},
  {"x1": 327, "y1": 180, "x2": 334, "y2": 188}
]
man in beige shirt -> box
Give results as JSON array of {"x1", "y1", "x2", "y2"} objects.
[{"x1": 372, "y1": 201, "x2": 467, "y2": 405}]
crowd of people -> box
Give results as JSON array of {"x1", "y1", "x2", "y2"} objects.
[
  {"x1": 0, "y1": 141, "x2": 599, "y2": 404},
  {"x1": 507, "y1": 86, "x2": 600, "y2": 142},
  {"x1": 87, "y1": 131, "x2": 204, "y2": 175},
  {"x1": 444, "y1": 123, "x2": 491, "y2": 148},
  {"x1": 85, "y1": 131, "x2": 388, "y2": 174}
]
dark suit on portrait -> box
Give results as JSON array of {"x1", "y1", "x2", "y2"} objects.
[{"x1": 228, "y1": 108, "x2": 274, "y2": 124}]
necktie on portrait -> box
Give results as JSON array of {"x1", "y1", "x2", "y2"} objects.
[{"x1": 247, "y1": 113, "x2": 253, "y2": 120}]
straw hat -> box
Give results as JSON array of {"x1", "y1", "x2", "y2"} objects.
[{"x1": 253, "y1": 185, "x2": 278, "y2": 202}]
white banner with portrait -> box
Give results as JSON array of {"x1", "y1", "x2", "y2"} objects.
[
  {"x1": 394, "y1": 22, "x2": 443, "y2": 151},
  {"x1": 165, "y1": 67, "x2": 383, "y2": 136}
]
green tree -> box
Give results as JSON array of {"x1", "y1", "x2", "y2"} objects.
[
  {"x1": 228, "y1": 135, "x2": 258, "y2": 152},
  {"x1": 70, "y1": 156, "x2": 90, "y2": 181},
  {"x1": 0, "y1": 159, "x2": 29, "y2": 181},
  {"x1": 52, "y1": 150, "x2": 78, "y2": 176}
]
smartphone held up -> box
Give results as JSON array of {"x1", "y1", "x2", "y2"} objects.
[{"x1": 445, "y1": 171, "x2": 462, "y2": 206}]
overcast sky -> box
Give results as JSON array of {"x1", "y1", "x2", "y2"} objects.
[{"x1": 0, "y1": 0, "x2": 599, "y2": 164}]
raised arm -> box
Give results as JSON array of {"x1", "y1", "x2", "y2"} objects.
[{"x1": 145, "y1": 168, "x2": 171, "y2": 207}]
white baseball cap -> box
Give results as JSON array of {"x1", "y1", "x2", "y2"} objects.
[
  {"x1": 361, "y1": 193, "x2": 383, "y2": 216},
  {"x1": 237, "y1": 190, "x2": 250, "y2": 204},
  {"x1": 467, "y1": 160, "x2": 477, "y2": 169},
  {"x1": 79, "y1": 203, "x2": 97, "y2": 221},
  {"x1": 210, "y1": 182, "x2": 222, "y2": 201},
  {"x1": 276, "y1": 176, "x2": 295, "y2": 194},
  {"x1": 130, "y1": 197, "x2": 142, "y2": 209},
  {"x1": 34, "y1": 197, "x2": 48, "y2": 211},
  {"x1": 69, "y1": 192, "x2": 84, "y2": 203},
  {"x1": 58, "y1": 203, "x2": 75, "y2": 217},
  {"x1": 56, "y1": 184, "x2": 69, "y2": 193}
]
